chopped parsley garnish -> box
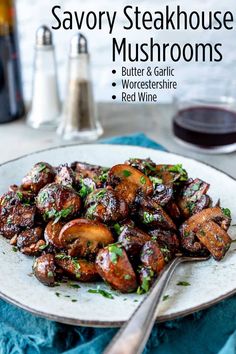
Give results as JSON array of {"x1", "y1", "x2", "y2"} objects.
[
  {"x1": 177, "y1": 281, "x2": 191, "y2": 286},
  {"x1": 79, "y1": 180, "x2": 94, "y2": 198},
  {"x1": 184, "y1": 231, "x2": 190, "y2": 238},
  {"x1": 186, "y1": 201, "x2": 195, "y2": 214},
  {"x1": 191, "y1": 183, "x2": 201, "y2": 191},
  {"x1": 55, "y1": 253, "x2": 70, "y2": 260},
  {"x1": 94, "y1": 189, "x2": 106, "y2": 200},
  {"x1": 47, "y1": 271, "x2": 54, "y2": 278},
  {"x1": 123, "y1": 170, "x2": 132, "y2": 177},
  {"x1": 55, "y1": 292, "x2": 61, "y2": 297},
  {"x1": 168, "y1": 164, "x2": 188, "y2": 181},
  {"x1": 86, "y1": 204, "x2": 97, "y2": 219},
  {"x1": 7, "y1": 216, "x2": 12, "y2": 225},
  {"x1": 140, "y1": 176, "x2": 146, "y2": 185},
  {"x1": 143, "y1": 211, "x2": 155, "y2": 224},
  {"x1": 46, "y1": 206, "x2": 73, "y2": 224},
  {"x1": 68, "y1": 283, "x2": 81, "y2": 289},
  {"x1": 99, "y1": 169, "x2": 109, "y2": 183},
  {"x1": 113, "y1": 223, "x2": 121, "y2": 235},
  {"x1": 163, "y1": 295, "x2": 170, "y2": 301},
  {"x1": 37, "y1": 163, "x2": 47, "y2": 172},
  {"x1": 149, "y1": 176, "x2": 163, "y2": 187},
  {"x1": 108, "y1": 244, "x2": 123, "y2": 264},
  {"x1": 124, "y1": 274, "x2": 132, "y2": 280},
  {"x1": 71, "y1": 299, "x2": 78, "y2": 302},
  {"x1": 222, "y1": 208, "x2": 231, "y2": 218},
  {"x1": 39, "y1": 244, "x2": 48, "y2": 250},
  {"x1": 144, "y1": 161, "x2": 156, "y2": 172},
  {"x1": 12, "y1": 246, "x2": 17, "y2": 252},
  {"x1": 16, "y1": 191, "x2": 23, "y2": 200},
  {"x1": 88, "y1": 287, "x2": 114, "y2": 299}
]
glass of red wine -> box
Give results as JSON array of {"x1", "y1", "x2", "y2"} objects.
[{"x1": 172, "y1": 83, "x2": 236, "y2": 153}]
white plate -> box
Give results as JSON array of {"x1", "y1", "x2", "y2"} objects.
[{"x1": 0, "y1": 144, "x2": 235, "y2": 327}]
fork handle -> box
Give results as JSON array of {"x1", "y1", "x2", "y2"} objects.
[{"x1": 104, "y1": 257, "x2": 183, "y2": 354}]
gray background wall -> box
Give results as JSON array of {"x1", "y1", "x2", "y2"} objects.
[{"x1": 16, "y1": 0, "x2": 236, "y2": 103}]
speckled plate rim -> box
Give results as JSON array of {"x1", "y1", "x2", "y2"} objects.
[{"x1": 0, "y1": 143, "x2": 235, "y2": 328}]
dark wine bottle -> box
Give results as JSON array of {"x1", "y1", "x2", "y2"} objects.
[{"x1": 0, "y1": 0, "x2": 24, "y2": 123}]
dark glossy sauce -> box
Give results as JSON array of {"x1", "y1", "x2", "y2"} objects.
[
  {"x1": 173, "y1": 106, "x2": 236, "y2": 147},
  {"x1": 0, "y1": 31, "x2": 24, "y2": 123}
]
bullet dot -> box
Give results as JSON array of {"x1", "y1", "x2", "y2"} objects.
[
  {"x1": 112, "y1": 95, "x2": 116, "y2": 100},
  {"x1": 112, "y1": 82, "x2": 116, "y2": 87},
  {"x1": 112, "y1": 70, "x2": 116, "y2": 74}
]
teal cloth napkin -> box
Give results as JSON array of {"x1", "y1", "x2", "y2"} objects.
[{"x1": 0, "y1": 133, "x2": 235, "y2": 354}]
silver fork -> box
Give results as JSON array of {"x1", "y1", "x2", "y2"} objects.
[{"x1": 103, "y1": 255, "x2": 210, "y2": 354}]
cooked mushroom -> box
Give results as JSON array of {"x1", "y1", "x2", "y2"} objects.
[
  {"x1": 85, "y1": 188, "x2": 129, "y2": 223},
  {"x1": 36, "y1": 183, "x2": 81, "y2": 221},
  {"x1": 33, "y1": 254, "x2": 56, "y2": 286},
  {"x1": 59, "y1": 218, "x2": 114, "y2": 258},
  {"x1": 95, "y1": 244, "x2": 138, "y2": 293},
  {"x1": 125, "y1": 158, "x2": 156, "y2": 175},
  {"x1": 180, "y1": 207, "x2": 231, "y2": 256},
  {"x1": 55, "y1": 256, "x2": 99, "y2": 281},
  {"x1": 21, "y1": 162, "x2": 55, "y2": 194},
  {"x1": 140, "y1": 241, "x2": 166, "y2": 274},
  {"x1": 196, "y1": 221, "x2": 231, "y2": 261},
  {"x1": 118, "y1": 225, "x2": 151, "y2": 260},
  {"x1": 155, "y1": 164, "x2": 188, "y2": 186},
  {"x1": 0, "y1": 191, "x2": 35, "y2": 238},
  {"x1": 17, "y1": 227, "x2": 44, "y2": 255},
  {"x1": 177, "y1": 178, "x2": 211, "y2": 218},
  {"x1": 136, "y1": 197, "x2": 177, "y2": 231},
  {"x1": 55, "y1": 164, "x2": 76, "y2": 188},
  {"x1": 138, "y1": 266, "x2": 155, "y2": 294},
  {"x1": 44, "y1": 220, "x2": 65, "y2": 249},
  {"x1": 149, "y1": 228, "x2": 180, "y2": 257},
  {"x1": 108, "y1": 164, "x2": 153, "y2": 204}
]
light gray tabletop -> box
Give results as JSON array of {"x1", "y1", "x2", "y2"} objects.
[{"x1": 0, "y1": 103, "x2": 235, "y2": 178}]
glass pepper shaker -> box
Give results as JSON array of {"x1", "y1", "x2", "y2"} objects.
[
  {"x1": 27, "y1": 25, "x2": 61, "y2": 129},
  {"x1": 57, "y1": 33, "x2": 103, "y2": 141}
]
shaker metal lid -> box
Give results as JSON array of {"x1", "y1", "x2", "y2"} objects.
[
  {"x1": 70, "y1": 33, "x2": 88, "y2": 57},
  {"x1": 36, "y1": 25, "x2": 53, "y2": 46}
]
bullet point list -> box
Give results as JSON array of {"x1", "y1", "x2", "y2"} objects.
[
  {"x1": 112, "y1": 70, "x2": 116, "y2": 74},
  {"x1": 112, "y1": 95, "x2": 116, "y2": 100},
  {"x1": 112, "y1": 82, "x2": 116, "y2": 87}
]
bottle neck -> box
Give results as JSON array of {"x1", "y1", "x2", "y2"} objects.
[{"x1": 0, "y1": 0, "x2": 16, "y2": 36}]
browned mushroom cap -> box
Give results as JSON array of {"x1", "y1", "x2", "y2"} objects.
[
  {"x1": 95, "y1": 244, "x2": 137, "y2": 293},
  {"x1": 0, "y1": 191, "x2": 36, "y2": 239},
  {"x1": 118, "y1": 226, "x2": 151, "y2": 260},
  {"x1": 148, "y1": 229, "x2": 180, "y2": 257},
  {"x1": 55, "y1": 164, "x2": 76, "y2": 188},
  {"x1": 180, "y1": 207, "x2": 231, "y2": 256},
  {"x1": 155, "y1": 164, "x2": 188, "y2": 186},
  {"x1": 108, "y1": 164, "x2": 153, "y2": 204},
  {"x1": 181, "y1": 207, "x2": 231, "y2": 234},
  {"x1": 137, "y1": 197, "x2": 177, "y2": 231},
  {"x1": 58, "y1": 218, "x2": 114, "y2": 258},
  {"x1": 33, "y1": 254, "x2": 56, "y2": 286},
  {"x1": 21, "y1": 162, "x2": 55, "y2": 194},
  {"x1": 141, "y1": 241, "x2": 166, "y2": 274},
  {"x1": 177, "y1": 178, "x2": 210, "y2": 219},
  {"x1": 44, "y1": 220, "x2": 65, "y2": 249},
  {"x1": 125, "y1": 158, "x2": 157, "y2": 175},
  {"x1": 196, "y1": 221, "x2": 231, "y2": 261},
  {"x1": 85, "y1": 188, "x2": 129, "y2": 223},
  {"x1": 17, "y1": 227, "x2": 44, "y2": 255},
  {"x1": 55, "y1": 256, "x2": 99, "y2": 282},
  {"x1": 36, "y1": 183, "x2": 81, "y2": 221}
]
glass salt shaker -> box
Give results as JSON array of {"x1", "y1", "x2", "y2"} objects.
[
  {"x1": 57, "y1": 33, "x2": 103, "y2": 141},
  {"x1": 27, "y1": 25, "x2": 61, "y2": 129}
]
